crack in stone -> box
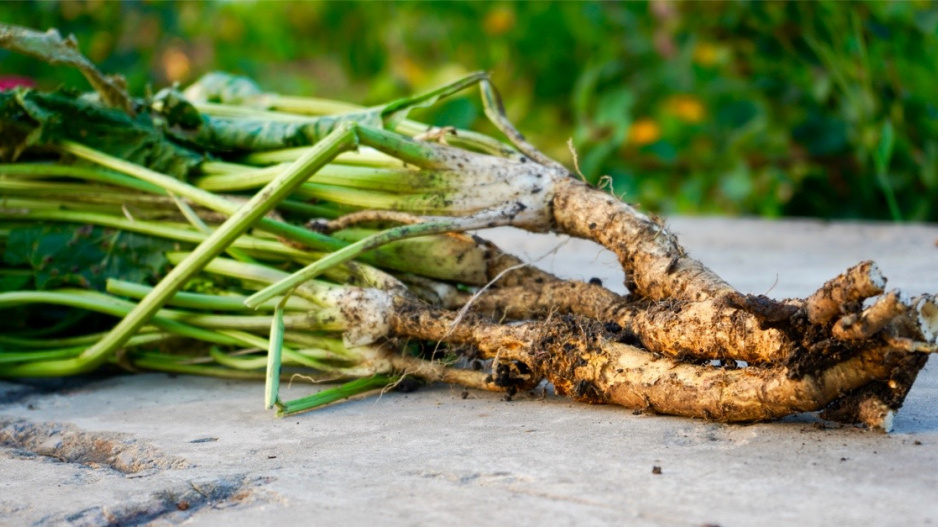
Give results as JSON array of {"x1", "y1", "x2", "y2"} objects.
[
  {"x1": 37, "y1": 474, "x2": 273, "y2": 527},
  {"x1": 0, "y1": 417, "x2": 188, "y2": 474}
]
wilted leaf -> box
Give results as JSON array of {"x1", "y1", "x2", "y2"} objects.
[
  {"x1": 0, "y1": 89, "x2": 202, "y2": 177},
  {"x1": 162, "y1": 71, "x2": 484, "y2": 153},
  {"x1": 181, "y1": 71, "x2": 266, "y2": 105},
  {"x1": 0, "y1": 23, "x2": 133, "y2": 114}
]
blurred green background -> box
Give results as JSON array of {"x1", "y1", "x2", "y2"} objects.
[{"x1": 2, "y1": 1, "x2": 937, "y2": 221}]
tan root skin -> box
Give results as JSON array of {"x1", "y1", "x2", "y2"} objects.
[
  {"x1": 563, "y1": 340, "x2": 896, "y2": 422},
  {"x1": 549, "y1": 177, "x2": 735, "y2": 301},
  {"x1": 367, "y1": 183, "x2": 929, "y2": 426},
  {"x1": 385, "y1": 296, "x2": 914, "y2": 422},
  {"x1": 806, "y1": 261, "x2": 885, "y2": 325},
  {"x1": 472, "y1": 281, "x2": 792, "y2": 364},
  {"x1": 464, "y1": 175, "x2": 925, "y2": 380}
]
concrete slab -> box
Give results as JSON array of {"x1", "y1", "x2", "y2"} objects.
[{"x1": 2, "y1": 216, "x2": 937, "y2": 526}]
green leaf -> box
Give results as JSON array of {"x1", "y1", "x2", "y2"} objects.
[
  {"x1": 380, "y1": 71, "x2": 488, "y2": 129},
  {"x1": 3, "y1": 224, "x2": 181, "y2": 291},
  {"x1": 154, "y1": 84, "x2": 380, "y2": 153},
  {"x1": 160, "y1": 72, "x2": 486, "y2": 154},
  {"x1": 180, "y1": 71, "x2": 265, "y2": 105},
  {"x1": 0, "y1": 272, "x2": 31, "y2": 292},
  {"x1": 792, "y1": 113, "x2": 848, "y2": 157},
  {"x1": 594, "y1": 88, "x2": 633, "y2": 130},
  {"x1": 0, "y1": 89, "x2": 203, "y2": 178},
  {"x1": 874, "y1": 120, "x2": 895, "y2": 175},
  {"x1": 167, "y1": 112, "x2": 382, "y2": 154},
  {"x1": 873, "y1": 121, "x2": 901, "y2": 221}
]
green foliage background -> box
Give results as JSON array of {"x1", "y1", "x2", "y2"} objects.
[{"x1": 2, "y1": 1, "x2": 937, "y2": 221}]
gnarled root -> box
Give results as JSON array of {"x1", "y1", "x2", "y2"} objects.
[
  {"x1": 386, "y1": 297, "x2": 917, "y2": 422},
  {"x1": 541, "y1": 178, "x2": 927, "y2": 376},
  {"x1": 546, "y1": 329, "x2": 900, "y2": 422},
  {"x1": 468, "y1": 261, "x2": 924, "y2": 376},
  {"x1": 549, "y1": 177, "x2": 734, "y2": 301}
]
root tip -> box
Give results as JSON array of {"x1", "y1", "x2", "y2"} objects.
[
  {"x1": 879, "y1": 410, "x2": 896, "y2": 434},
  {"x1": 914, "y1": 295, "x2": 938, "y2": 344},
  {"x1": 869, "y1": 263, "x2": 886, "y2": 290}
]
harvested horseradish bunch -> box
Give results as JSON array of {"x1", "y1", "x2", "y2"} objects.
[{"x1": 1, "y1": 24, "x2": 935, "y2": 430}]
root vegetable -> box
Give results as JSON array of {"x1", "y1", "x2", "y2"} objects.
[{"x1": 2, "y1": 24, "x2": 935, "y2": 430}]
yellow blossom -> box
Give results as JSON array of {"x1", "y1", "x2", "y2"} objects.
[
  {"x1": 693, "y1": 42, "x2": 721, "y2": 66},
  {"x1": 665, "y1": 95, "x2": 706, "y2": 123},
  {"x1": 395, "y1": 56, "x2": 428, "y2": 87},
  {"x1": 162, "y1": 47, "x2": 191, "y2": 83},
  {"x1": 627, "y1": 118, "x2": 662, "y2": 146},
  {"x1": 484, "y1": 6, "x2": 516, "y2": 36}
]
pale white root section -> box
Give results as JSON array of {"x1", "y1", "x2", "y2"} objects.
[
  {"x1": 323, "y1": 288, "x2": 394, "y2": 347},
  {"x1": 400, "y1": 144, "x2": 561, "y2": 230},
  {"x1": 833, "y1": 290, "x2": 906, "y2": 341},
  {"x1": 914, "y1": 294, "x2": 938, "y2": 344},
  {"x1": 806, "y1": 261, "x2": 886, "y2": 325}
]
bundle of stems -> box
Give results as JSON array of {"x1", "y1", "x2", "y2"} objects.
[{"x1": 1, "y1": 24, "x2": 935, "y2": 430}]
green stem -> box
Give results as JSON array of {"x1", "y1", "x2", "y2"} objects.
[
  {"x1": 106, "y1": 279, "x2": 316, "y2": 312},
  {"x1": 241, "y1": 146, "x2": 399, "y2": 168},
  {"x1": 209, "y1": 347, "x2": 267, "y2": 370},
  {"x1": 126, "y1": 353, "x2": 346, "y2": 381},
  {"x1": 281, "y1": 332, "x2": 352, "y2": 356},
  {"x1": 0, "y1": 163, "x2": 165, "y2": 194},
  {"x1": 196, "y1": 163, "x2": 449, "y2": 194},
  {"x1": 276, "y1": 374, "x2": 396, "y2": 416},
  {"x1": 11, "y1": 288, "x2": 337, "y2": 334},
  {"x1": 266, "y1": 302, "x2": 284, "y2": 409},
  {"x1": 245, "y1": 207, "x2": 516, "y2": 308},
  {"x1": 59, "y1": 141, "x2": 347, "y2": 253},
  {"x1": 193, "y1": 164, "x2": 290, "y2": 190},
  {"x1": 0, "y1": 290, "x2": 244, "y2": 347},
  {"x1": 0, "y1": 333, "x2": 171, "y2": 365},
  {"x1": 167, "y1": 191, "x2": 258, "y2": 264},
  {"x1": 214, "y1": 329, "x2": 338, "y2": 370},
  {"x1": 0, "y1": 205, "x2": 321, "y2": 263},
  {"x1": 0, "y1": 326, "x2": 159, "y2": 349},
  {"x1": 127, "y1": 356, "x2": 269, "y2": 380},
  {"x1": 3, "y1": 127, "x2": 358, "y2": 377},
  {"x1": 0, "y1": 180, "x2": 170, "y2": 205},
  {"x1": 0, "y1": 346, "x2": 88, "y2": 363},
  {"x1": 164, "y1": 252, "x2": 339, "y2": 307}
]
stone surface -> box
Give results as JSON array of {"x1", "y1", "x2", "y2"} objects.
[{"x1": 2, "y1": 216, "x2": 937, "y2": 526}]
